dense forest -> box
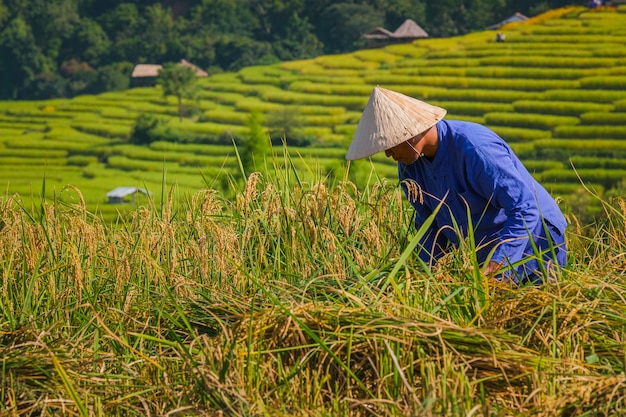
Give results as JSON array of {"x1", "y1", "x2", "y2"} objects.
[{"x1": 1, "y1": 0, "x2": 576, "y2": 100}]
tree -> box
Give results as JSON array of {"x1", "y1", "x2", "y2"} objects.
[
  {"x1": 266, "y1": 106, "x2": 306, "y2": 145},
  {"x1": 59, "y1": 58, "x2": 97, "y2": 96},
  {"x1": 97, "y1": 3, "x2": 143, "y2": 62},
  {"x1": 0, "y1": 1, "x2": 8, "y2": 27},
  {"x1": 215, "y1": 36, "x2": 275, "y2": 71},
  {"x1": 376, "y1": 0, "x2": 427, "y2": 30},
  {"x1": 140, "y1": 4, "x2": 176, "y2": 63},
  {"x1": 22, "y1": 71, "x2": 68, "y2": 99},
  {"x1": 188, "y1": 0, "x2": 264, "y2": 70},
  {"x1": 190, "y1": 0, "x2": 258, "y2": 36},
  {"x1": 318, "y1": 3, "x2": 383, "y2": 54},
  {"x1": 240, "y1": 111, "x2": 271, "y2": 174},
  {"x1": 424, "y1": 0, "x2": 503, "y2": 37},
  {"x1": 156, "y1": 62, "x2": 198, "y2": 122},
  {"x1": 90, "y1": 62, "x2": 131, "y2": 93},
  {"x1": 130, "y1": 113, "x2": 173, "y2": 145},
  {"x1": 272, "y1": 12, "x2": 323, "y2": 61},
  {"x1": 424, "y1": 0, "x2": 463, "y2": 37},
  {"x1": 0, "y1": 17, "x2": 49, "y2": 98},
  {"x1": 65, "y1": 18, "x2": 111, "y2": 67}
]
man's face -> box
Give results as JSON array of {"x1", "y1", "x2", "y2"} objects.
[{"x1": 384, "y1": 140, "x2": 419, "y2": 165}]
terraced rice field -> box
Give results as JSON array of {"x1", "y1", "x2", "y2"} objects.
[{"x1": 1, "y1": 6, "x2": 626, "y2": 221}]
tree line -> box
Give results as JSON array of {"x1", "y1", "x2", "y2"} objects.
[{"x1": 0, "y1": 0, "x2": 575, "y2": 100}]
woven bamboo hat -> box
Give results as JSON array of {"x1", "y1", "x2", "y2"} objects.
[{"x1": 345, "y1": 86, "x2": 447, "y2": 160}]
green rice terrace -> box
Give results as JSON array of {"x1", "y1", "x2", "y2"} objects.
[
  {"x1": 1, "y1": 6, "x2": 626, "y2": 221},
  {"x1": 1, "y1": 5, "x2": 626, "y2": 417}
]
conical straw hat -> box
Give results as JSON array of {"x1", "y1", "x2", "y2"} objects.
[{"x1": 345, "y1": 86, "x2": 446, "y2": 160}]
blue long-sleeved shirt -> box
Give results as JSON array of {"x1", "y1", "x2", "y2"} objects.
[{"x1": 399, "y1": 120, "x2": 567, "y2": 270}]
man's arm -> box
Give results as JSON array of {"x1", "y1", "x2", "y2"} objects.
[{"x1": 467, "y1": 140, "x2": 542, "y2": 268}]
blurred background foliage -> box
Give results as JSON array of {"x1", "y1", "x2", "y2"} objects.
[{"x1": 0, "y1": 0, "x2": 570, "y2": 100}]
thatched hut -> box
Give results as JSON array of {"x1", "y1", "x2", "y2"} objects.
[
  {"x1": 130, "y1": 59, "x2": 208, "y2": 87},
  {"x1": 364, "y1": 19, "x2": 428, "y2": 48},
  {"x1": 392, "y1": 19, "x2": 429, "y2": 41},
  {"x1": 131, "y1": 64, "x2": 162, "y2": 87},
  {"x1": 487, "y1": 12, "x2": 529, "y2": 30}
]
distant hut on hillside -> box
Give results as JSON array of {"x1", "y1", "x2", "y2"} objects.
[
  {"x1": 364, "y1": 27, "x2": 395, "y2": 48},
  {"x1": 488, "y1": 12, "x2": 529, "y2": 30},
  {"x1": 131, "y1": 64, "x2": 162, "y2": 87},
  {"x1": 130, "y1": 59, "x2": 208, "y2": 87},
  {"x1": 179, "y1": 59, "x2": 209, "y2": 77},
  {"x1": 364, "y1": 19, "x2": 429, "y2": 48},
  {"x1": 392, "y1": 19, "x2": 429, "y2": 41},
  {"x1": 106, "y1": 186, "x2": 150, "y2": 204}
]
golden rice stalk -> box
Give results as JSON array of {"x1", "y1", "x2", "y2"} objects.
[{"x1": 400, "y1": 178, "x2": 424, "y2": 205}]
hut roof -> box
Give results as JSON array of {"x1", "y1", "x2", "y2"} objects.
[
  {"x1": 179, "y1": 59, "x2": 208, "y2": 77},
  {"x1": 488, "y1": 12, "x2": 529, "y2": 29},
  {"x1": 131, "y1": 64, "x2": 162, "y2": 78},
  {"x1": 363, "y1": 19, "x2": 429, "y2": 42},
  {"x1": 106, "y1": 186, "x2": 150, "y2": 198},
  {"x1": 131, "y1": 60, "x2": 208, "y2": 78},
  {"x1": 364, "y1": 27, "x2": 395, "y2": 40},
  {"x1": 392, "y1": 19, "x2": 428, "y2": 39}
]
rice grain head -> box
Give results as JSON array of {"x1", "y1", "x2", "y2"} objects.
[
  {"x1": 69, "y1": 243, "x2": 84, "y2": 304},
  {"x1": 400, "y1": 178, "x2": 424, "y2": 205},
  {"x1": 237, "y1": 172, "x2": 263, "y2": 214},
  {"x1": 331, "y1": 182, "x2": 359, "y2": 236}
]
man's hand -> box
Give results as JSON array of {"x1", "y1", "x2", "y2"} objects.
[{"x1": 484, "y1": 260, "x2": 503, "y2": 276}]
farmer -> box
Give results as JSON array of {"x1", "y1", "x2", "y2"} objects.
[{"x1": 346, "y1": 86, "x2": 567, "y2": 285}]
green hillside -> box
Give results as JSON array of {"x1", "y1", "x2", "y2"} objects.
[{"x1": 1, "y1": 6, "x2": 626, "y2": 221}]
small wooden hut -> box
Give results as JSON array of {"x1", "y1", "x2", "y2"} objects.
[
  {"x1": 364, "y1": 19, "x2": 428, "y2": 48},
  {"x1": 106, "y1": 187, "x2": 150, "y2": 204}
]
